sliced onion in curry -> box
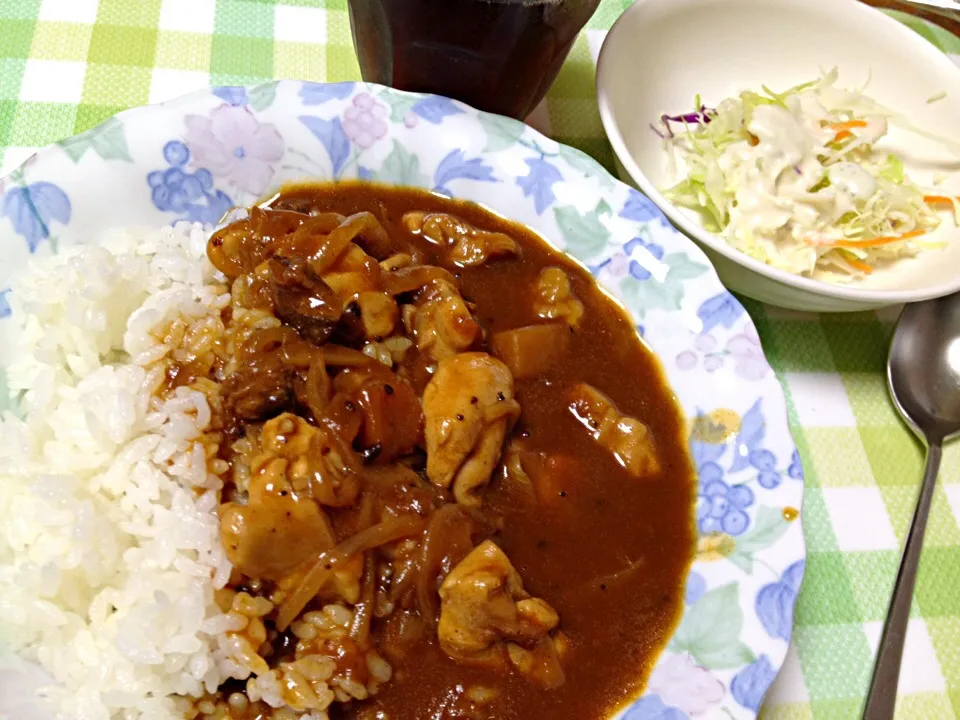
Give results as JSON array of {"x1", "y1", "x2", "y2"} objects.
[
  {"x1": 381, "y1": 265, "x2": 459, "y2": 296},
  {"x1": 350, "y1": 553, "x2": 377, "y2": 647},
  {"x1": 323, "y1": 343, "x2": 381, "y2": 366},
  {"x1": 276, "y1": 513, "x2": 427, "y2": 631},
  {"x1": 308, "y1": 211, "x2": 392, "y2": 275},
  {"x1": 303, "y1": 350, "x2": 331, "y2": 419}
]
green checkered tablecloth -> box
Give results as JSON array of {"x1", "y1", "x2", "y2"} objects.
[{"x1": 2, "y1": 1, "x2": 960, "y2": 718}]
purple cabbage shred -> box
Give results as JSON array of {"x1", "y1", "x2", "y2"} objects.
[{"x1": 652, "y1": 105, "x2": 716, "y2": 139}]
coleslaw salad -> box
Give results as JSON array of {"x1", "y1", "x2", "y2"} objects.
[{"x1": 657, "y1": 70, "x2": 960, "y2": 279}]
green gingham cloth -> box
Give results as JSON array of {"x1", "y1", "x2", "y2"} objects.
[{"x1": 2, "y1": 1, "x2": 960, "y2": 718}]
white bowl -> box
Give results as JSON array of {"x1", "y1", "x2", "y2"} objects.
[{"x1": 597, "y1": 0, "x2": 960, "y2": 312}]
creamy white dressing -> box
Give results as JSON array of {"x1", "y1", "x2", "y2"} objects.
[
  {"x1": 661, "y1": 72, "x2": 945, "y2": 277},
  {"x1": 828, "y1": 162, "x2": 876, "y2": 201},
  {"x1": 724, "y1": 103, "x2": 851, "y2": 253}
]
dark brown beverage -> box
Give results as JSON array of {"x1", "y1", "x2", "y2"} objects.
[{"x1": 347, "y1": 0, "x2": 600, "y2": 120}]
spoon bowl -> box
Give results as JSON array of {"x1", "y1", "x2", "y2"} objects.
[{"x1": 888, "y1": 296, "x2": 960, "y2": 444}]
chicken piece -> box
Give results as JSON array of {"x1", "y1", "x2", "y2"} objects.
[
  {"x1": 413, "y1": 280, "x2": 480, "y2": 361},
  {"x1": 257, "y1": 402, "x2": 362, "y2": 507},
  {"x1": 567, "y1": 383, "x2": 660, "y2": 478},
  {"x1": 438, "y1": 540, "x2": 559, "y2": 667},
  {"x1": 356, "y1": 290, "x2": 398, "y2": 339},
  {"x1": 219, "y1": 491, "x2": 330, "y2": 582},
  {"x1": 325, "y1": 553, "x2": 364, "y2": 605},
  {"x1": 322, "y1": 243, "x2": 382, "y2": 309},
  {"x1": 534, "y1": 267, "x2": 583, "y2": 328},
  {"x1": 288, "y1": 425, "x2": 362, "y2": 508},
  {"x1": 506, "y1": 634, "x2": 569, "y2": 690},
  {"x1": 259, "y1": 411, "x2": 316, "y2": 459},
  {"x1": 259, "y1": 413, "x2": 357, "y2": 506},
  {"x1": 422, "y1": 353, "x2": 521, "y2": 506},
  {"x1": 220, "y1": 419, "x2": 336, "y2": 581},
  {"x1": 221, "y1": 413, "x2": 364, "y2": 600},
  {"x1": 502, "y1": 440, "x2": 579, "y2": 509},
  {"x1": 403, "y1": 211, "x2": 518, "y2": 267}
]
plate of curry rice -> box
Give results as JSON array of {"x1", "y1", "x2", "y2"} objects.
[{"x1": 0, "y1": 81, "x2": 804, "y2": 720}]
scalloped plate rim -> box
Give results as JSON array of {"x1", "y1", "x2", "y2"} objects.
[{"x1": 0, "y1": 79, "x2": 807, "y2": 720}]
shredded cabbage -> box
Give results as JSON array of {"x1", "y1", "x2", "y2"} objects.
[{"x1": 658, "y1": 70, "x2": 956, "y2": 279}]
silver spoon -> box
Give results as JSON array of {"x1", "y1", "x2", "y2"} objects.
[{"x1": 863, "y1": 293, "x2": 960, "y2": 720}]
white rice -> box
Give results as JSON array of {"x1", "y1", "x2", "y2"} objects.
[{"x1": 0, "y1": 223, "x2": 238, "y2": 720}]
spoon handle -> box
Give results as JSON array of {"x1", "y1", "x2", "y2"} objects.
[{"x1": 862, "y1": 442, "x2": 943, "y2": 720}]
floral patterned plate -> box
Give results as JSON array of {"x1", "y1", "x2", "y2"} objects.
[{"x1": 0, "y1": 81, "x2": 806, "y2": 720}]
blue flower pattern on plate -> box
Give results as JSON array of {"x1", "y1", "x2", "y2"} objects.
[
  {"x1": 699, "y1": 466, "x2": 755, "y2": 535},
  {"x1": 516, "y1": 157, "x2": 562, "y2": 215},
  {"x1": 299, "y1": 115, "x2": 351, "y2": 177},
  {"x1": 0, "y1": 288, "x2": 10, "y2": 319},
  {"x1": 731, "y1": 399, "x2": 765, "y2": 472},
  {"x1": 733, "y1": 402, "x2": 803, "y2": 489},
  {"x1": 299, "y1": 81, "x2": 355, "y2": 105},
  {"x1": 589, "y1": 236, "x2": 666, "y2": 283},
  {"x1": 756, "y1": 560, "x2": 805, "y2": 641},
  {"x1": 623, "y1": 237, "x2": 665, "y2": 281},
  {"x1": 731, "y1": 655, "x2": 778, "y2": 711},
  {"x1": 690, "y1": 398, "x2": 797, "y2": 536},
  {"x1": 788, "y1": 449, "x2": 804, "y2": 480},
  {"x1": 411, "y1": 95, "x2": 464, "y2": 124},
  {"x1": 1, "y1": 181, "x2": 71, "y2": 252},
  {"x1": 698, "y1": 291, "x2": 746, "y2": 333},
  {"x1": 213, "y1": 86, "x2": 249, "y2": 106},
  {"x1": 685, "y1": 571, "x2": 707, "y2": 606},
  {"x1": 750, "y1": 449, "x2": 782, "y2": 489},
  {"x1": 620, "y1": 188, "x2": 666, "y2": 223},
  {"x1": 433, "y1": 149, "x2": 497, "y2": 195},
  {"x1": 147, "y1": 141, "x2": 232, "y2": 225},
  {"x1": 624, "y1": 695, "x2": 689, "y2": 720}
]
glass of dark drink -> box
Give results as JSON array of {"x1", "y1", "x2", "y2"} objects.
[{"x1": 347, "y1": 0, "x2": 601, "y2": 120}]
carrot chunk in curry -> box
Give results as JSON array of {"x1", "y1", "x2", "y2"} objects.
[{"x1": 181, "y1": 182, "x2": 695, "y2": 720}]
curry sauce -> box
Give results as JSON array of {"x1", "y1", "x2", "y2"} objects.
[{"x1": 191, "y1": 183, "x2": 696, "y2": 720}]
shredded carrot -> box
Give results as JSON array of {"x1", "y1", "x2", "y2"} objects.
[
  {"x1": 747, "y1": 133, "x2": 759, "y2": 147},
  {"x1": 923, "y1": 195, "x2": 960, "y2": 205},
  {"x1": 830, "y1": 229, "x2": 925, "y2": 249},
  {"x1": 843, "y1": 255, "x2": 874, "y2": 274},
  {"x1": 826, "y1": 120, "x2": 867, "y2": 143},
  {"x1": 827, "y1": 120, "x2": 868, "y2": 131}
]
